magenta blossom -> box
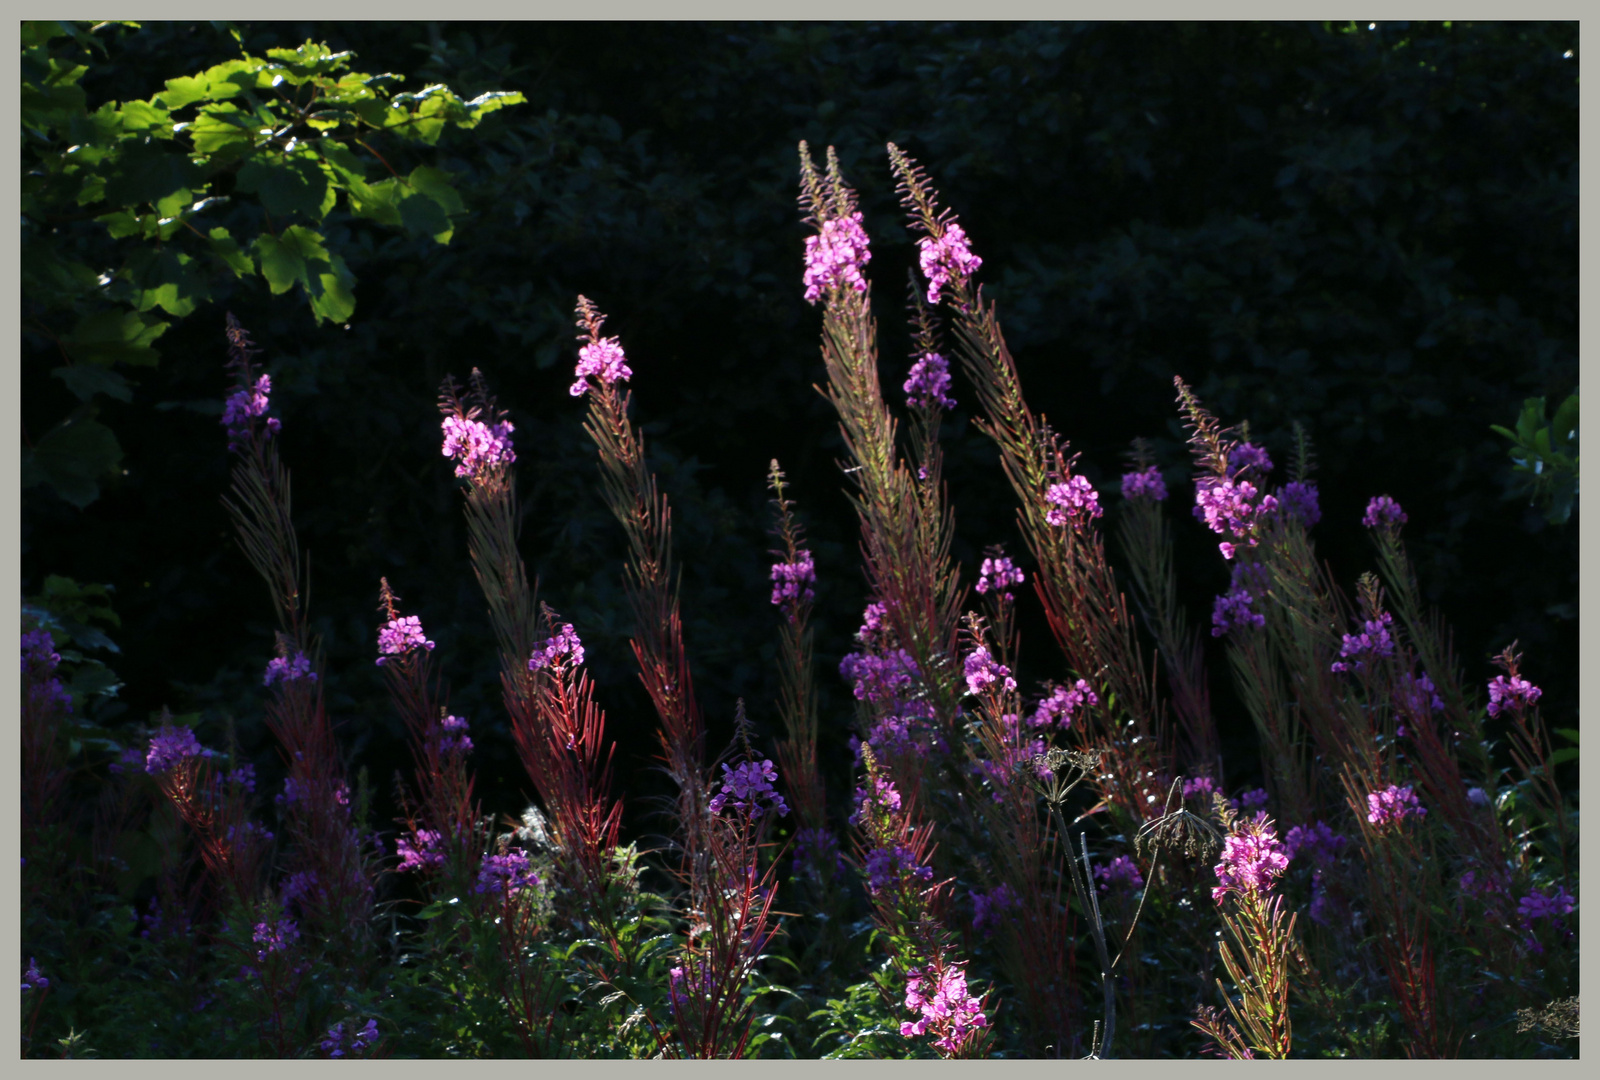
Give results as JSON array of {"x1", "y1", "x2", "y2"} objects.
[
  {"x1": 146, "y1": 725, "x2": 205, "y2": 774},
  {"x1": 901, "y1": 960, "x2": 988, "y2": 1055},
  {"x1": 849, "y1": 775, "x2": 903, "y2": 826},
  {"x1": 770, "y1": 550, "x2": 816, "y2": 613},
  {"x1": 1366, "y1": 784, "x2": 1427, "y2": 829},
  {"x1": 1362, "y1": 495, "x2": 1407, "y2": 531},
  {"x1": 376, "y1": 615, "x2": 435, "y2": 666},
  {"x1": 528, "y1": 624, "x2": 584, "y2": 671},
  {"x1": 475, "y1": 850, "x2": 540, "y2": 897},
  {"x1": 222, "y1": 373, "x2": 281, "y2": 452},
  {"x1": 976, "y1": 555, "x2": 1024, "y2": 599},
  {"x1": 1227, "y1": 442, "x2": 1273, "y2": 477},
  {"x1": 1278, "y1": 480, "x2": 1321, "y2": 527},
  {"x1": 441, "y1": 413, "x2": 516, "y2": 480},
  {"x1": 1096, "y1": 854, "x2": 1145, "y2": 894},
  {"x1": 905, "y1": 352, "x2": 956, "y2": 410},
  {"x1": 1486, "y1": 674, "x2": 1542, "y2": 718},
  {"x1": 709, "y1": 758, "x2": 790, "y2": 819},
  {"x1": 1330, "y1": 611, "x2": 1396, "y2": 674},
  {"x1": 1121, "y1": 466, "x2": 1168, "y2": 502},
  {"x1": 264, "y1": 652, "x2": 317, "y2": 686},
  {"x1": 1044, "y1": 474, "x2": 1102, "y2": 527},
  {"x1": 1030, "y1": 679, "x2": 1097, "y2": 729},
  {"x1": 918, "y1": 223, "x2": 983, "y2": 306},
  {"x1": 397, "y1": 830, "x2": 446, "y2": 873},
  {"x1": 1212, "y1": 812, "x2": 1289, "y2": 903},
  {"x1": 569, "y1": 337, "x2": 633, "y2": 397},
  {"x1": 803, "y1": 211, "x2": 872, "y2": 304},
  {"x1": 963, "y1": 644, "x2": 1016, "y2": 697}
]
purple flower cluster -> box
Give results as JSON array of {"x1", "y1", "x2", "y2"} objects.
[
  {"x1": 1366, "y1": 784, "x2": 1427, "y2": 828},
  {"x1": 1362, "y1": 495, "x2": 1407, "y2": 531},
  {"x1": 976, "y1": 556, "x2": 1024, "y2": 599},
  {"x1": 971, "y1": 883, "x2": 1019, "y2": 937},
  {"x1": 1211, "y1": 587, "x2": 1265, "y2": 637},
  {"x1": 1121, "y1": 466, "x2": 1168, "y2": 502},
  {"x1": 1030, "y1": 679, "x2": 1096, "y2": 730},
  {"x1": 667, "y1": 963, "x2": 717, "y2": 1016},
  {"x1": 1095, "y1": 854, "x2": 1145, "y2": 895},
  {"x1": 962, "y1": 644, "x2": 1016, "y2": 697},
  {"x1": 1486, "y1": 674, "x2": 1542, "y2": 718},
  {"x1": 1277, "y1": 480, "x2": 1321, "y2": 527},
  {"x1": 902, "y1": 961, "x2": 988, "y2": 1053},
  {"x1": 1044, "y1": 474, "x2": 1102, "y2": 527},
  {"x1": 1212, "y1": 812, "x2": 1289, "y2": 903},
  {"x1": 252, "y1": 917, "x2": 300, "y2": 961},
  {"x1": 22, "y1": 957, "x2": 48, "y2": 993},
  {"x1": 840, "y1": 648, "x2": 919, "y2": 705},
  {"x1": 973, "y1": 714, "x2": 1048, "y2": 799},
  {"x1": 1194, "y1": 477, "x2": 1276, "y2": 560},
  {"x1": 22, "y1": 628, "x2": 72, "y2": 715},
  {"x1": 1397, "y1": 671, "x2": 1444, "y2": 715},
  {"x1": 1330, "y1": 611, "x2": 1396, "y2": 674},
  {"x1": 792, "y1": 827, "x2": 846, "y2": 883},
  {"x1": 1183, "y1": 775, "x2": 1218, "y2": 801},
  {"x1": 1284, "y1": 821, "x2": 1348, "y2": 868},
  {"x1": 904, "y1": 352, "x2": 956, "y2": 410},
  {"x1": 710, "y1": 758, "x2": 790, "y2": 819},
  {"x1": 146, "y1": 725, "x2": 204, "y2": 774},
  {"x1": 770, "y1": 550, "x2": 816, "y2": 612},
  {"x1": 803, "y1": 212, "x2": 872, "y2": 304},
  {"x1": 376, "y1": 615, "x2": 435, "y2": 666},
  {"x1": 321, "y1": 1019, "x2": 380, "y2": 1059},
  {"x1": 263, "y1": 652, "x2": 316, "y2": 686},
  {"x1": 849, "y1": 776, "x2": 903, "y2": 825},
  {"x1": 227, "y1": 764, "x2": 257, "y2": 793},
  {"x1": 397, "y1": 829, "x2": 446, "y2": 873},
  {"x1": 1227, "y1": 442, "x2": 1273, "y2": 477},
  {"x1": 1518, "y1": 886, "x2": 1576, "y2": 923},
  {"x1": 864, "y1": 842, "x2": 933, "y2": 895},
  {"x1": 434, "y1": 713, "x2": 473, "y2": 756},
  {"x1": 222, "y1": 374, "x2": 280, "y2": 452},
  {"x1": 569, "y1": 337, "x2": 633, "y2": 397},
  {"x1": 528, "y1": 624, "x2": 584, "y2": 672},
  {"x1": 918, "y1": 223, "x2": 983, "y2": 306},
  {"x1": 440, "y1": 413, "x2": 516, "y2": 480},
  {"x1": 475, "y1": 849, "x2": 540, "y2": 897},
  {"x1": 857, "y1": 601, "x2": 889, "y2": 643},
  {"x1": 1234, "y1": 787, "x2": 1270, "y2": 813}
]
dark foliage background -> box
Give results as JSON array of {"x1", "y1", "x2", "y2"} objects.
[{"x1": 22, "y1": 21, "x2": 1578, "y2": 839}]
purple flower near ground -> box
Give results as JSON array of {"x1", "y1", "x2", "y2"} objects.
[
  {"x1": 976, "y1": 556, "x2": 1024, "y2": 599},
  {"x1": 528, "y1": 624, "x2": 584, "y2": 671},
  {"x1": 1212, "y1": 812, "x2": 1289, "y2": 903},
  {"x1": 1095, "y1": 855, "x2": 1145, "y2": 894},
  {"x1": 1044, "y1": 474, "x2": 1102, "y2": 527},
  {"x1": 146, "y1": 725, "x2": 204, "y2": 774},
  {"x1": 709, "y1": 758, "x2": 790, "y2": 819},
  {"x1": 1227, "y1": 443, "x2": 1273, "y2": 477},
  {"x1": 770, "y1": 550, "x2": 816, "y2": 612},
  {"x1": 222, "y1": 374, "x2": 280, "y2": 451},
  {"x1": 252, "y1": 917, "x2": 300, "y2": 961},
  {"x1": 865, "y1": 842, "x2": 933, "y2": 895},
  {"x1": 1486, "y1": 674, "x2": 1542, "y2": 718},
  {"x1": 1211, "y1": 587, "x2": 1265, "y2": 637},
  {"x1": 901, "y1": 961, "x2": 988, "y2": 1053},
  {"x1": 1397, "y1": 671, "x2": 1444, "y2": 714},
  {"x1": 1362, "y1": 495, "x2": 1407, "y2": 531},
  {"x1": 1330, "y1": 612, "x2": 1397, "y2": 673},
  {"x1": 963, "y1": 644, "x2": 1016, "y2": 697},
  {"x1": 972, "y1": 883, "x2": 1019, "y2": 936},
  {"x1": 321, "y1": 1019, "x2": 380, "y2": 1059},
  {"x1": 435, "y1": 713, "x2": 473, "y2": 755},
  {"x1": 397, "y1": 830, "x2": 446, "y2": 873},
  {"x1": 849, "y1": 776, "x2": 903, "y2": 825},
  {"x1": 441, "y1": 414, "x2": 516, "y2": 479},
  {"x1": 1366, "y1": 784, "x2": 1427, "y2": 828},
  {"x1": 263, "y1": 652, "x2": 317, "y2": 686},
  {"x1": 569, "y1": 337, "x2": 633, "y2": 397},
  {"x1": 22, "y1": 957, "x2": 48, "y2": 992},
  {"x1": 22, "y1": 628, "x2": 73, "y2": 715},
  {"x1": 1278, "y1": 480, "x2": 1321, "y2": 527},
  {"x1": 905, "y1": 352, "x2": 956, "y2": 410},
  {"x1": 376, "y1": 615, "x2": 435, "y2": 665},
  {"x1": 918, "y1": 223, "x2": 983, "y2": 306},
  {"x1": 1029, "y1": 679, "x2": 1097, "y2": 729},
  {"x1": 840, "y1": 648, "x2": 919, "y2": 705},
  {"x1": 804, "y1": 211, "x2": 872, "y2": 304},
  {"x1": 475, "y1": 849, "x2": 540, "y2": 897},
  {"x1": 1121, "y1": 466, "x2": 1168, "y2": 502},
  {"x1": 1518, "y1": 886, "x2": 1576, "y2": 923}
]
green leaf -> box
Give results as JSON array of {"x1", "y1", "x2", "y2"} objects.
[
  {"x1": 408, "y1": 164, "x2": 465, "y2": 215},
  {"x1": 116, "y1": 99, "x2": 172, "y2": 133},
  {"x1": 253, "y1": 225, "x2": 329, "y2": 296},
  {"x1": 59, "y1": 310, "x2": 169, "y2": 367},
  {"x1": 236, "y1": 154, "x2": 331, "y2": 220},
  {"x1": 52, "y1": 364, "x2": 133, "y2": 403},
  {"x1": 1554, "y1": 728, "x2": 1579, "y2": 744},
  {"x1": 347, "y1": 175, "x2": 404, "y2": 227},
  {"x1": 206, "y1": 226, "x2": 255, "y2": 277},
  {"x1": 308, "y1": 251, "x2": 356, "y2": 324},
  {"x1": 29, "y1": 416, "x2": 124, "y2": 508},
  {"x1": 398, "y1": 192, "x2": 452, "y2": 243},
  {"x1": 186, "y1": 102, "x2": 257, "y2": 157},
  {"x1": 156, "y1": 75, "x2": 209, "y2": 110},
  {"x1": 125, "y1": 248, "x2": 208, "y2": 317}
]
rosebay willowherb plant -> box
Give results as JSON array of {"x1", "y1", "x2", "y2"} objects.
[{"x1": 19, "y1": 144, "x2": 1575, "y2": 1060}]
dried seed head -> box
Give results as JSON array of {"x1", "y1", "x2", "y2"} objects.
[{"x1": 1136, "y1": 807, "x2": 1225, "y2": 863}]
